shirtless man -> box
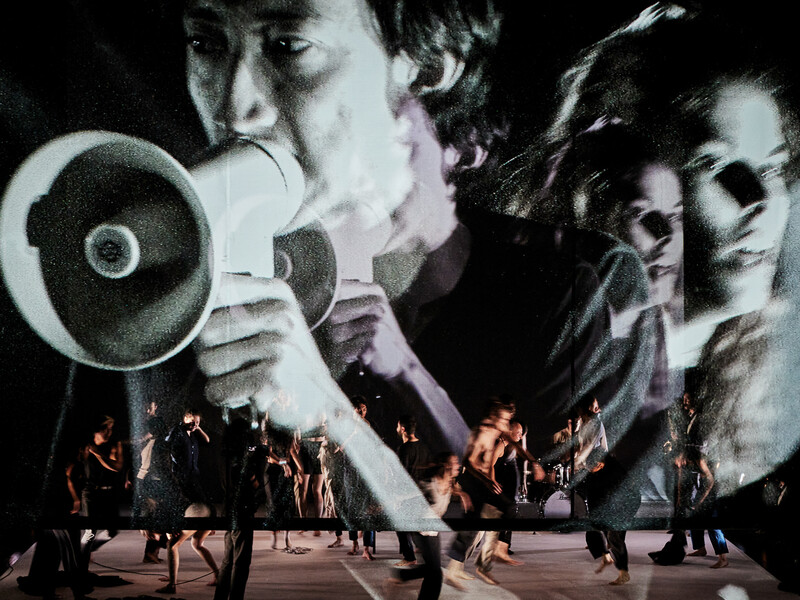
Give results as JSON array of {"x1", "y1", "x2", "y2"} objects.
[{"x1": 445, "y1": 398, "x2": 516, "y2": 588}]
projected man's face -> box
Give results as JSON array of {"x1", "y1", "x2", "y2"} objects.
[
  {"x1": 184, "y1": 0, "x2": 415, "y2": 236},
  {"x1": 686, "y1": 84, "x2": 789, "y2": 314},
  {"x1": 622, "y1": 163, "x2": 683, "y2": 306}
]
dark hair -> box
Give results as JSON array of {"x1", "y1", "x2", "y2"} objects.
[
  {"x1": 577, "y1": 395, "x2": 598, "y2": 415},
  {"x1": 350, "y1": 395, "x2": 368, "y2": 408},
  {"x1": 365, "y1": 0, "x2": 504, "y2": 176},
  {"x1": 431, "y1": 451, "x2": 458, "y2": 478},
  {"x1": 539, "y1": 121, "x2": 660, "y2": 230},
  {"x1": 499, "y1": 3, "x2": 799, "y2": 219},
  {"x1": 485, "y1": 395, "x2": 515, "y2": 419},
  {"x1": 548, "y1": 4, "x2": 798, "y2": 174},
  {"x1": 398, "y1": 414, "x2": 417, "y2": 434}
]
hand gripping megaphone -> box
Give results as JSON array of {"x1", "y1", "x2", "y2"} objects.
[{"x1": 0, "y1": 131, "x2": 348, "y2": 370}]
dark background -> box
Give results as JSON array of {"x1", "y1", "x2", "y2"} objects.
[{"x1": 2, "y1": 0, "x2": 799, "y2": 581}]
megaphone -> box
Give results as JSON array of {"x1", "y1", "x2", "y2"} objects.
[{"x1": 0, "y1": 131, "x2": 345, "y2": 370}]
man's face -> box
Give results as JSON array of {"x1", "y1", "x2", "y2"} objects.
[
  {"x1": 183, "y1": 412, "x2": 198, "y2": 427},
  {"x1": 510, "y1": 423, "x2": 523, "y2": 443},
  {"x1": 355, "y1": 403, "x2": 367, "y2": 419},
  {"x1": 184, "y1": 0, "x2": 416, "y2": 237}
]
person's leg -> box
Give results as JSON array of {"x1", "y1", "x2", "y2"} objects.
[
  {"x1": 606, "y1": 531, "x2": 628, "y2": 571},
  {"x1": 415, "y1": 534, "x2": 442, "y2": 600},
  {"x1": 191, "y1": 530, "x2": 219, "y2": 584},
  {"x1": 311, "y1": 474, "x2": 325, "y2": 519},
  {"x1": 708, "y1": 530, "x2": 729, "y2": 568},
  {"x1": 25, "y1": 530, "x2": 60, "y2": 597},
  {"x1": 362, "y1": 531, "x2": 375, "y2": 560},
  {"x1": 213, "y1": 531, "x2": 235, "y2": 600},
  {"x1": 688, "y1": 529, "x2": 707, "y2": 555},
  {"x1": 229, "y1": 529, "x2": 254, "y2": 599},
  {"x1": 328, "y1": 531, "x2": 344, "y2": 548},
  {"x1": 395, "y1": 532, "x2": 416, "y2": 564},
  {"x1": 157, "y1": 531, "x2": 191, "y2": 594},
  {"x1": 494, "y1": 531, "x2": 522, "y2": 565},
  {"x1": 298, "y1": 473, "x2": 310, "y2": 518}
]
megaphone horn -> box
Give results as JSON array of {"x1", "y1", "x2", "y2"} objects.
[{"x1": 0, "y1": 131, "x2": 338, "y2": 371}]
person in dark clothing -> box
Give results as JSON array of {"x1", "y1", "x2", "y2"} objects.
[
  {"x1": 214, "y1": 416, "x2": 267, "y2": 600},
  {"x1": 165, "y1": 407, "x2": 211, "y2": 506},
  {"x1": 395, "y1": 414, "x2": 432, "y2": 567},
  {"x1": 80, "y1": 415, "x2": 124, "y2": 567},
  {"x1": 18, "y1": 446, "x2": 90, "y2": 600},
  {"x1": 134, "y1": 400, "x2": 171, "y2": 563}
]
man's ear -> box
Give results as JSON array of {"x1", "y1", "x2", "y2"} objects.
[
  {"x1": 391, "y1": 51, "x2": 466, "y2": 93},
  {"x1": 391, "y1": 51, "x2": 419, "y2": 87}
]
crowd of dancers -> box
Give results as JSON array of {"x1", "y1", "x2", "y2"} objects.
[{"x1": 18, "y1": 385, "x2": 737, "y2": 600}]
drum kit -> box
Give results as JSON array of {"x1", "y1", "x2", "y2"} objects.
[{"x1": 519, "y1": 462, "x2": 588, "y2": 520}]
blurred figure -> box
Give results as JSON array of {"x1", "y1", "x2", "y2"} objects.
[
  {"x1": 524, "y1": 2, "x2": 800, "y2": 498},
  {"x1": 81, "y1": 415, "x2": 123, "y2": 567},
  {"x1": 387, "y1": 452, "x2": 470, "y2": 600},
  {"x1": 155, "y1": 503, "x2": 219, "y2": 595},
  {"x1": 165, "y1": 407, "x2": 211, "y2": 507}
]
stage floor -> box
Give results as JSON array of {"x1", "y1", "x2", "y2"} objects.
[{"x1": 0, "y1": 529, "x2": 785, "y2": 600}]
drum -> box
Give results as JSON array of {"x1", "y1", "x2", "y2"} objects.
[
  {"x1": 540, "y1": 487, "x2": 587, "y2": 519},
  {"x1": 543, "y1": 464, "x2": 570, "y2": 488}
]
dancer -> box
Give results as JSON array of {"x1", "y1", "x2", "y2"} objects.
[
  {"x1": 155, "y1": 503, "x2": 219, "y2": 595},
  {"x1": 445, "y1": 398, "x2": 516, "y2": 588}
]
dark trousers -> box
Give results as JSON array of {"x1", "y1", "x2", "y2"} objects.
[
  {"x1": 81, "y1": 487, "x2": 118, "y2": 563},
  {"x1": 691, "y1": 529, "x2": 728, "y2": 555},
  {"x1": 213, "y1": 529, "x2": 254, "y2": 600},
  {"x1": 349, "y1": 530, "x2": 375, "y2": 548},
  {"x1": 587, "y1": 529, "x2": 629, "y2": 571},
  {"x1": 447, "y1": 472, "x2": 513, "y2": 563},
  {"x1": 397, "y1": 531, "x2": 416, "y2": 561},
  {"x1": 26, "y1": 529, "x2": 86, "y2": 596},
  {"x1": 391, "y1": 533, "x2": 442, "y2": 600}
]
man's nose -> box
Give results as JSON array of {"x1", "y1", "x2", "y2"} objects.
[{"x1": 221, "y1": 57, "x2": 279, "y2": 136}]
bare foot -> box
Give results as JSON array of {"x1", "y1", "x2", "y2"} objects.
[
  {"x1": 595, "y1": 553, "x2": 614, "y2": 574},
  {"x1": 328, "y1": 539, "x2": 344, "y2": 548},
  {"x1": 362, "y1": 549, "x2": 375, "y2": 561},
  {"x1": 347, "y1": 545, "x2": 360, "y2": 556},
  {"x1": 494, "y1": 553, "x2": 523, "y2": 566},
  {"x1": 688, "y1": 548, "x2": 707, "y2": 557},
  {"x1": 156, "y1": 584, "x2": 176, "y2": 594},
  {"x1": 609, "y1": 570, "x2": 630, "y2": 585},
  {"x1": 393, "y1": 559, "x2": 417, "y2": 567},
  {"x1": 711, "y1": 556, "x2": 729, "y2": 569},
  {"x1": 444, "y1": 575, "x2": 468, "y2": 591},
  {"x1": 476, "y1": 568, "x2": 499, "y2": 585}
]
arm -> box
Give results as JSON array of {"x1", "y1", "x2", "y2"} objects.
[
  {"x1": 65, "y1": 463, "x2": 81, "y2": 514},
  {"x1": 193, "y1": 274, "x2": 443, "y2": 531},
  {"x1": 89, "y1": 441, "x2": 123, "y2": 472},
  {"x1": 321, "y1": 281, "x2": 470, "y2": 455},
  {"x1": 691, "y1": 457, "x2": 715, "y2": 510},
  {"x1": 192, "y1": 424, "x2": 210, "y2": 445}
]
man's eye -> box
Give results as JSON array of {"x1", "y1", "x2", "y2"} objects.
[
  {"x1": 186, "y1": 34, "x2": 226, "y2": 56},
  {"x1": 760, "y1": 163, "x2": 785, "y2": 181},
  {"x1": 269, "y1": 37, "x2": 313, "y2": 56},
  {"x1": 686, "y1": 154, "x2": 726, "y2": 174}
]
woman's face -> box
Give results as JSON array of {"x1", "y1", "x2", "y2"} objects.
[
  {"x1": 685, "y1": 84, "x2": 790, "y2": 315},
  {"x1": 621, "y1": 163, "x2": 684, "y2": 306}
]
